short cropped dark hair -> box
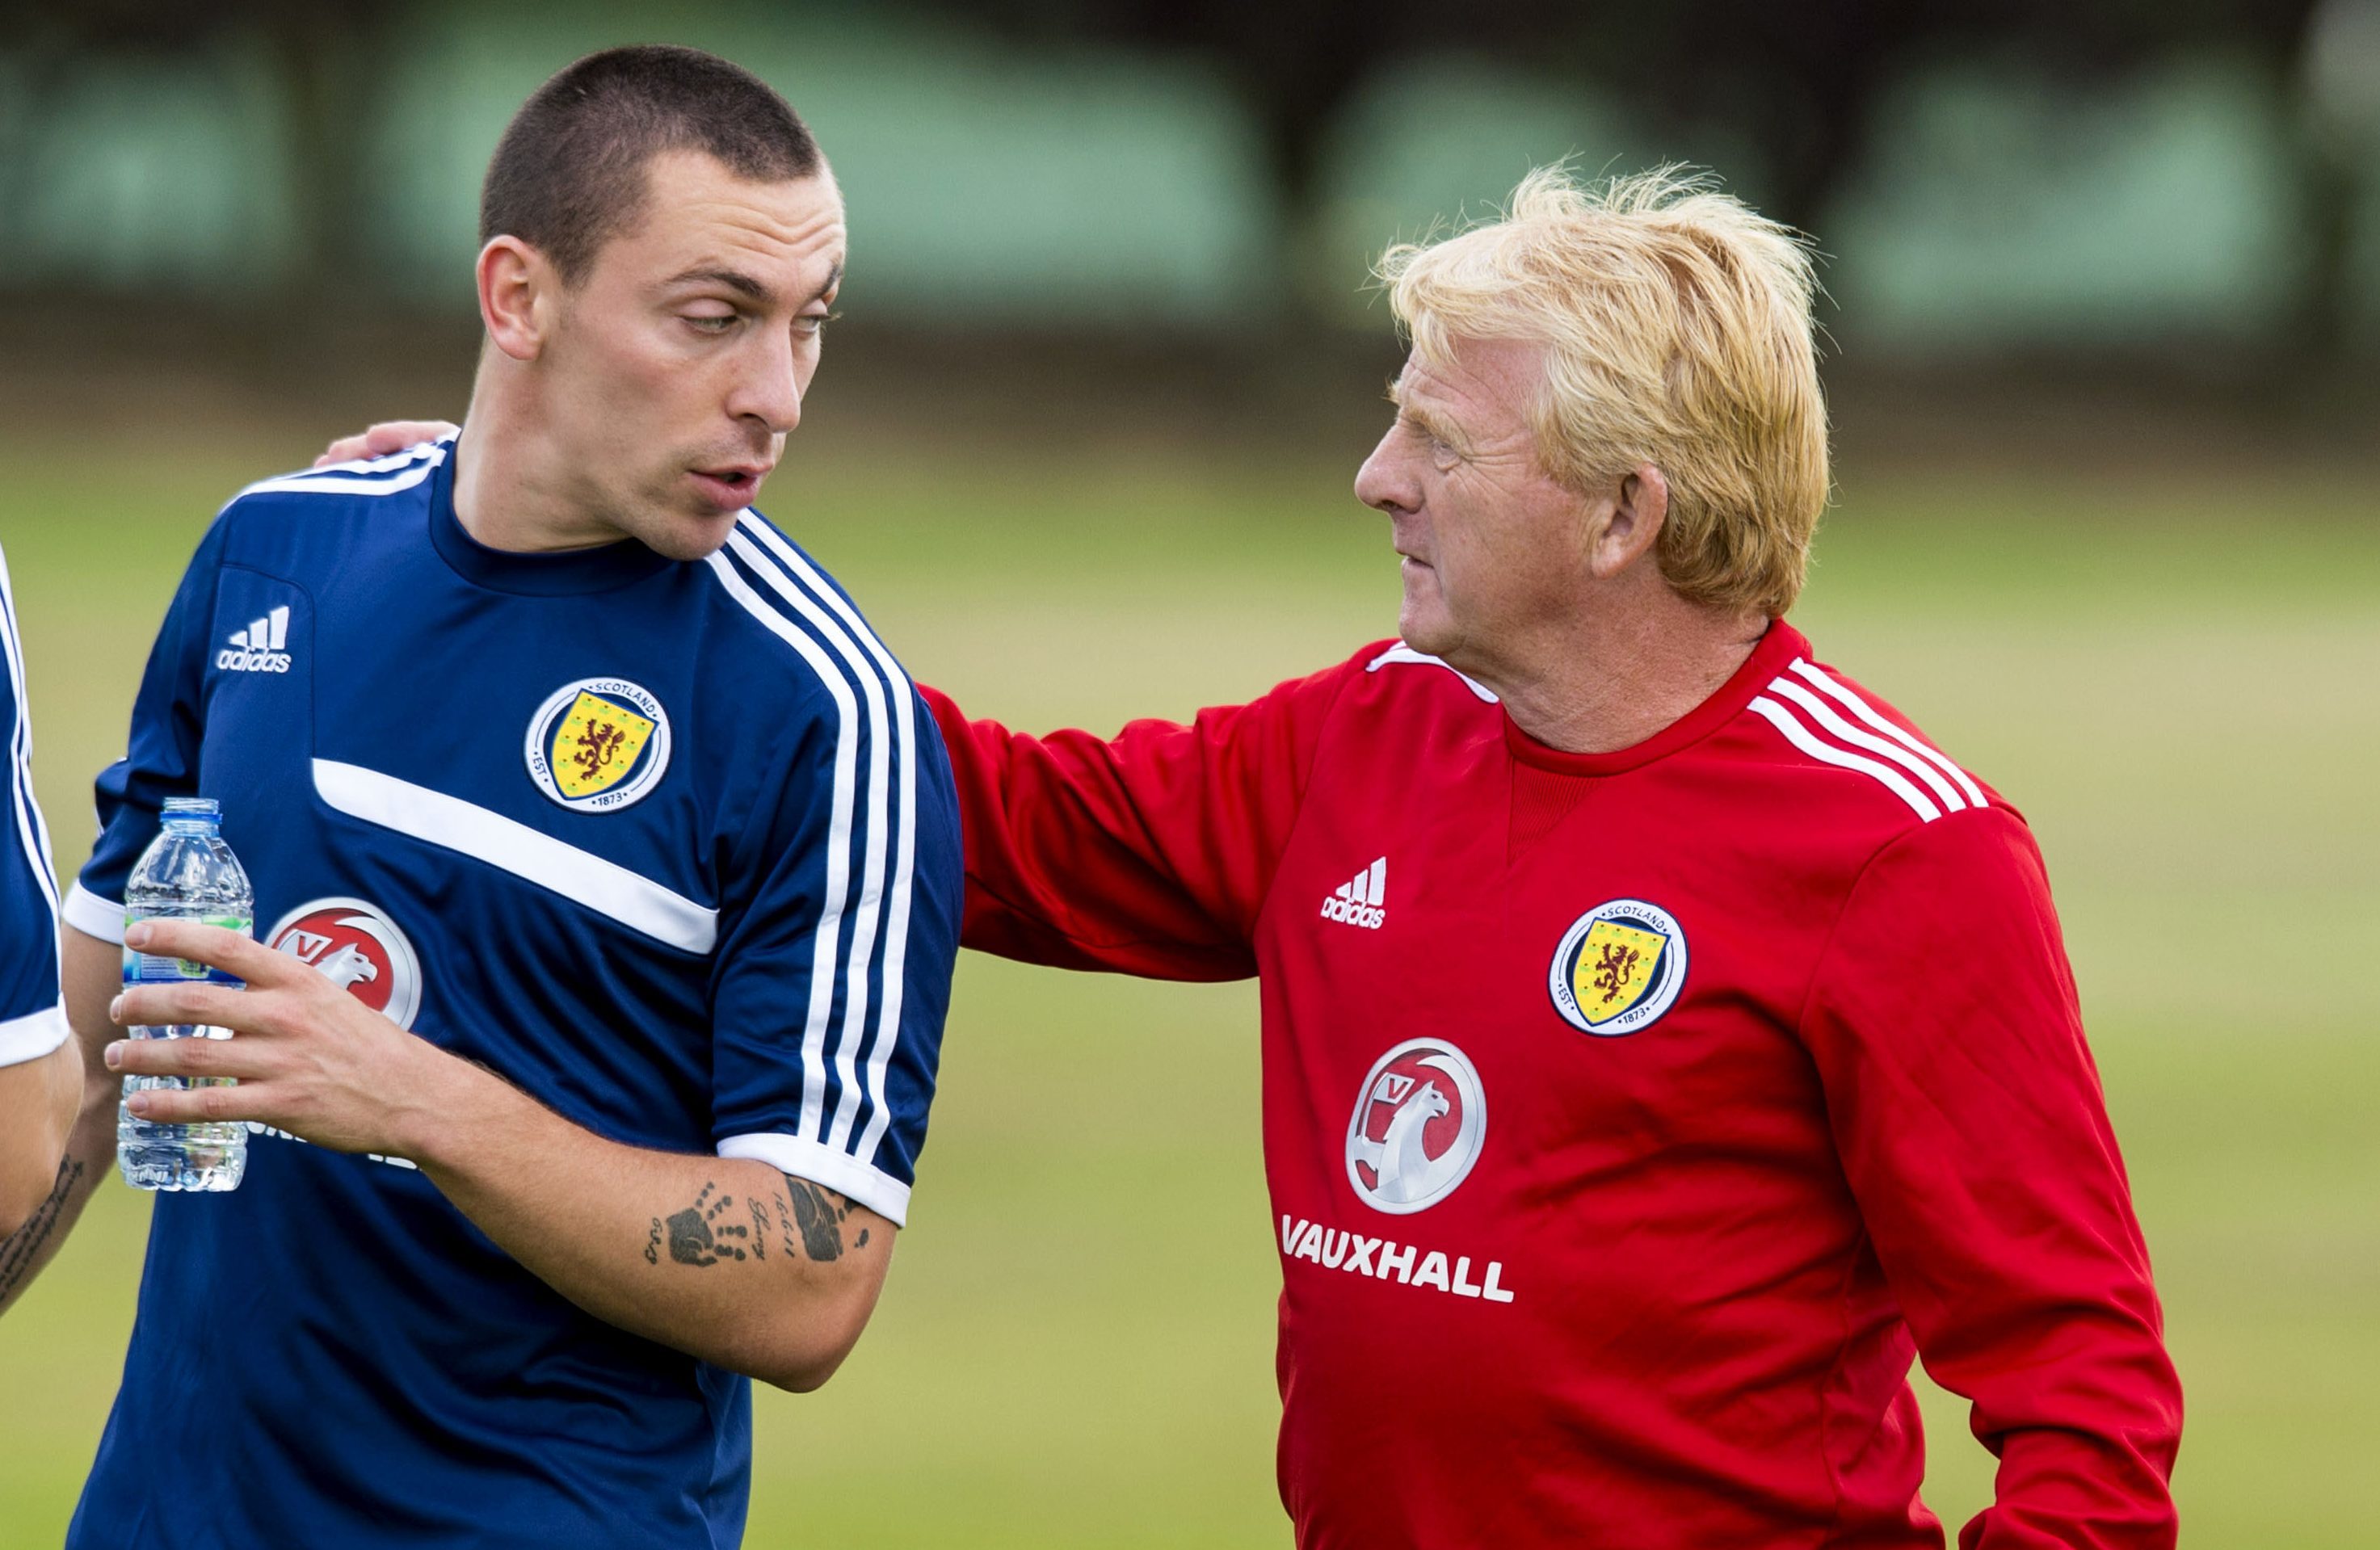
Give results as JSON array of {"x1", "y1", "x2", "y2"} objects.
[{"x1": 480, "y1": 44, "x2": 822, "y2": 284}]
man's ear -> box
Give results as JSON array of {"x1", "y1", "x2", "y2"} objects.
[
  {"x1": 1585, "y1": 464, "x2": 1670, "y2": 582},
  {"x1": 477, "y1": 237, "x2": 551, "y2": 363}
]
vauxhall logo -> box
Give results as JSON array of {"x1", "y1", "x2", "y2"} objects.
[{"x1": 217, "y1": 606, "x2": 292, "y2": 674}]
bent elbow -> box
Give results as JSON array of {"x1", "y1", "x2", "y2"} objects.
[
  {"x1": 762, "y1": 1349, "x2": 849, "y2": 1396},
  {"x1": 749, "y1": 1289, "x2": 874, "y2": 1394},
  {"x1": 754, "y1": 1323, "x2": 864, "y2": 1393}
]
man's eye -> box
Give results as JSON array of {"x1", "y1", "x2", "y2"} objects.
[
  {"x1": 795, "y1": 309, "x2": 840, "y2": 336},
  {"x1": 684, "y1": 313, "x2": 739, "y2": 334},
  {"x1": 1401, "y1": 416, "x2": 1451, "y2": 456}
]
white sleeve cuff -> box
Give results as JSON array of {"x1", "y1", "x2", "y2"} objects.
[
  {"x1": 62, "y1": 883, "x2": 124, "y2": 945},
  {"x1": 717, "y1": 1132, "x2": 914, "y2": 1227},
  {"x1": 0, "y1": 1002, "x2": 69, "y2": 1066}
]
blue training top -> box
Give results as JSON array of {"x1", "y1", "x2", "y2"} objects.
[
  {"x1": 65, "y1": 436, "x2": 962, "y2": 1548},
  {"x1": 0, "y1": 538, "x2": 66, "y2": 1068}
]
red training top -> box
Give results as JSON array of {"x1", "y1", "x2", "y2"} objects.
[{"x1": 926, "y1": 620, "x2": 2180, "y2": 1548}]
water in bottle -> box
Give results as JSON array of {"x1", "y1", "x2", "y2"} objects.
[{"x1": 117, "y1": 796, "x2": 254, "y2": 1192}]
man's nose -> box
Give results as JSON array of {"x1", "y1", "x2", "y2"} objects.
[
  {"x1": 729, "y1": 327, "x2": 804, "y2": 435},
  {"x1": 1353, "y1": 435, "x2": 1414, "y2": 515}
]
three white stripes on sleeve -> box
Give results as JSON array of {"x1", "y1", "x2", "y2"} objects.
[
  {"x1": 1747, "y1": 660, "x2": 1986, "y2": 824},
  {"x1": 704, "y1": 513, "x2": 924, "y2": 1211}
]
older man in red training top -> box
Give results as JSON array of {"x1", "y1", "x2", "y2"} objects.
[
  {"x1": 330, "y1": 168, "x2": 2180, "y2": 1545},
  {"x1": 927, "y1": 169, "x2": 2181, "y2": 1548}
]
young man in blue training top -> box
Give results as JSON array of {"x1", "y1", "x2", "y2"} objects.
[{"x1": 5, "y1": 47, "x2": 963, "y2": 1548}]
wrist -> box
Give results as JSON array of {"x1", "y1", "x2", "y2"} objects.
[{"x1": 385, "y1": 1043, "x2": 522, "y2": 1172}]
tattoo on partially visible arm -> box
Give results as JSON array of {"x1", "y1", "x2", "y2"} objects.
[
  {"x1": 0, "y1": 1156, "x2": 85, "y2": 1300},
  {"x1": 746, "y1": 1197, "x2": 769, "y2": 1260},
  {"x1": 782, "y1": 1177, "x2": 849, "y2": 1262},
  {"x1": 644, "y1": 1216, "x2": 662, "y2": 1265},
  {"x1": 662, "y1": 1180, "x2": 750, "y2": 1267}
]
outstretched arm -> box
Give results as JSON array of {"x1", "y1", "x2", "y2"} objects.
[
  {"x1": 106, "y1": 919, "x2": 890, "y2": 1390},
  {"x1": 919, "y1": 657, "x2": 1356, "y2": 981}
]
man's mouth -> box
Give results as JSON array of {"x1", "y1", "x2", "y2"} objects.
[{"x1": 689, "y1": 464, "x2": 773, "y2": 511}]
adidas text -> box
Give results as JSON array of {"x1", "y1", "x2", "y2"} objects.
[
  {"x1": 1321, "y1": 857, "x2": 1388, "y2": 930},
  {"x1": 1319, "y1": 896, "x2": 1385, "y2": 929},
  {"x1": 217, "y1": 606, "x2": 292, "y2": 674}
]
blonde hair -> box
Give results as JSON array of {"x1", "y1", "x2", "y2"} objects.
[{"x1": 1377, "y1": 166, "x2": 1829, "y2": 618}]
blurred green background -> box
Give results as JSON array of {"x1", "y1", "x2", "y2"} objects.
[{"x1": 5, "y1": 2, "x2": 2380, "y2": 1546}]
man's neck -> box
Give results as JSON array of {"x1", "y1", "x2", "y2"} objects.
[
  {"x1": 452, "y1": 373, "x2": 618, "y2": 555},
  {"x1": 1471, "y1": 593, "x2": 1769, "y2": 756}
]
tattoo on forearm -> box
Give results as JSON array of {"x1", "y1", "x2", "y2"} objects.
[
  {"x1": 780, "y1": 1177, "x2": 852, "y2": 1262},
  {"x1": 773, "y1": 1195, "x2": 798, "y2": 1259},
  {"x1": 0, "y1": 1156, "x2": 86, "y2": 1300},
  {"x1": 644, "y1": 1217, "x2": 662, "y2": 1265},
  {"x1": 659, "y1": 1180, "x2": 750, "y2": 1267},
  {"x1": 746, "y1": 1197, "x2": 769, "y2": 1260}
]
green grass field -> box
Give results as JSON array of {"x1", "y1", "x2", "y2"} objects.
[{"x1": 2, "y1": 425, "x2": 2375, "y2": 1546}]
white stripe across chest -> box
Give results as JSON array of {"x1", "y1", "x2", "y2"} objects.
[{"x1": 312, "y1": 759, "x2": 718, "y2": 953}]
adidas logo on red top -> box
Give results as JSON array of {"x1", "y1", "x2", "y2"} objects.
[{"x1": 1320, "y1": 857, "x2": 1388, "y2": 930}]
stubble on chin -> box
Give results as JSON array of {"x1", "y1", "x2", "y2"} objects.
[
  {"x1": 644, "y1": 515, "x2": 742, "y2": 563},
  {"x1": 612, "y1": 468, "x2": 746, "y2": 561}
]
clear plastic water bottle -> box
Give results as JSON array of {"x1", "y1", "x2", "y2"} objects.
[{"x1": 117, "y1": 796, "x2": 254, "y2": 1192}]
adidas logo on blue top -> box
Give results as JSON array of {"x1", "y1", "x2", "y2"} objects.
[{"x1": 217, "y1": 605, "x2": 292, "y2": 674}]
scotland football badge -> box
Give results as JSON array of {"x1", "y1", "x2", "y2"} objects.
[
  {"x1": 1549, "y1": 898, "x2": 1688, "y2": 1036},
  {"x1": 525, "y1": 678, "x2": 671, "y2": 812}
]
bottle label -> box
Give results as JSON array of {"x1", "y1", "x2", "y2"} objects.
[{"x1": 122, "y1": 914, "x2": 253, "y2": 988}]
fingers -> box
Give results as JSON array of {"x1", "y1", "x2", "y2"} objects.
[
  {"x1": 107, "y1": 1032, "x2": 272, "y2": 1085},
  {"x1": 117, "y1": 1077, "x2": 256, "y2": 1126},
  {"x1": 124, "y1": 918, "x2": 295, "y2": 987},
  {"x1": 313, "y1": 435, "x2": 377, "y2": 468},
  {"x1": 369, "y1": 420, "x2": 457, "y2": 454},
  {"x1": 106, "y1": 1038, "x2": 248, "y2": 1086},
  {"x1": 113, "y1": 979, "x2": 255, "y2": 1035},
  {"x1": 312, "y1": 419, "x2": 459, "y2": 467}
]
